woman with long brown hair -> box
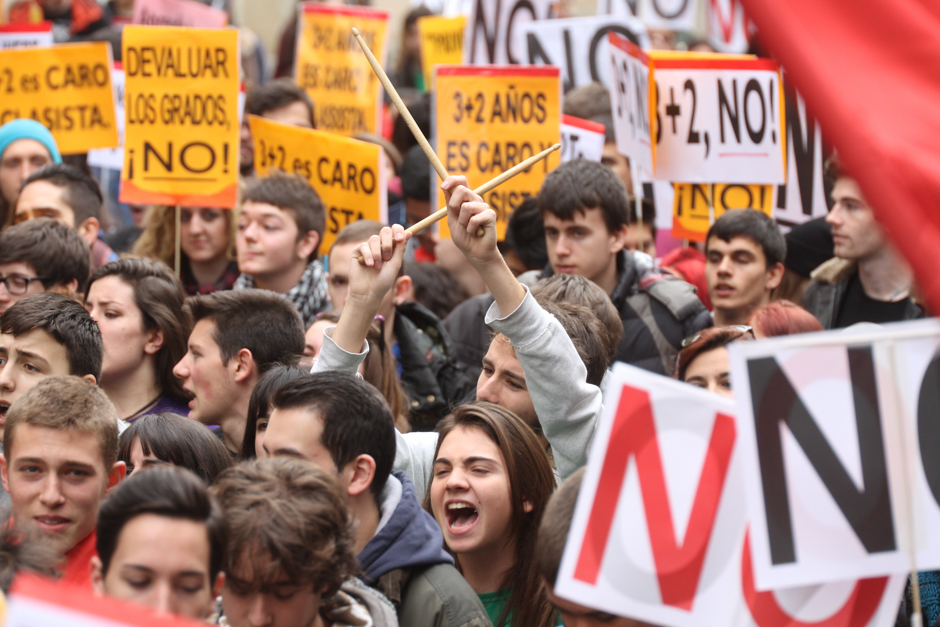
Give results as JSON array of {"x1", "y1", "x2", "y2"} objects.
[{"x1": 427, "y1": 402, "x2": 557, "y2": 627}]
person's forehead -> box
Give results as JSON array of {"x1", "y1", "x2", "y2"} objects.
[
  {"x1": 438, "y1": 424, "x2": 503, "y2": 462},
  {"x1": 328, "y1": 240, "x2": 364, "y2": 270},
  {"x1": 115, "y1": 514, "x2": 211, "y2": 566},
  {"x1": 263, "y1": 101, "x2": 312, "y2": 128},
  {"x1": 543, "y1": 207, "x2": 607, "y2": 230},
  {"x1": 0, "y1": 261, "x2": 38, "y2": 277},
  {"x1": 190, "y1": 319, "x2": 223, "y2": 352},
  {"x1": 240, "y1": 201, "x2": 293, "y2": 222},
  {"x1": 16, "y1": 180, "x2": 71, "y2": 211},
  {"x1": 10, "y1": 424, "x2": 106, "y2": 467},
  {"x1": 1, "y1": 139, "x2": 51, "y2": 162},
  {"x1": 484, "y1": 336, "x2": 523, "y2": 371},
  {"x1": 832, "y1": 177, "x2": 866, "y2": 201},
  {"x1": 4, "y1": 328, "x2": 69, "y2": 366},
  {"x1": 706, "y1": 234, "x2": 763, "y2": 257},
  {"x1": 268, "y1": 406, "x2": 323, "y2": 441}
]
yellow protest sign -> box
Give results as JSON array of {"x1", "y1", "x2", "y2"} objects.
[
  {"x1": 120, "y1": 26, "x2": 240, "y2": 208},
  {"x1": 250, "y1": 115, "x2": 386, "y2": 253},
  {"x1": 418, "y1": 15, "x2": 465, "y2": 90},
  {"x1": 0, "y1": 42, "x2": 117, "y2": 154},
  {"x1": 294, "y1": 4, "x2": 389, "y2": 136},
  {"x1": 433, "y1": 65, "x2": 561, "y2": 240},
  {"x1": 672, "y1": 182, "x2": 773, "y2": 241}
]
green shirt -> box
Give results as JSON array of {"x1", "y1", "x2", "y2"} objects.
[{"x1": 478, "y1": 588, "x2": 513, "y2": 627}]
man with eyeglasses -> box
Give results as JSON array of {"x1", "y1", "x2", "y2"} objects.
[{"x1": 0, "y1": 219, "x2": 91, "y2": 315}]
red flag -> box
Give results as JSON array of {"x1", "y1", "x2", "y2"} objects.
[{"x1": 738, "y1": 0, "x2": 940, "y2": 314}]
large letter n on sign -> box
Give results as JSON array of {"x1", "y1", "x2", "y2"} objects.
[
  {"x1": 573, "y1": 385, "x2": 735, "y2": 610},
  {"x1": 747, "y1": 346, "x2": 896, "y2": 566}
]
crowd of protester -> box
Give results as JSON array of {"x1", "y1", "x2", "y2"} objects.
[{"x1": 0, "y1": 1, "x2": 930, "y2": 626}]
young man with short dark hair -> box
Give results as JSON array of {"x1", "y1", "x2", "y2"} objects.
[
  {"x1": 704, "y1": 209, "x2": 786, "y2": 326},
  {"x1": 213, "y1": 457, "x2": 398, "y2": 627},
  {"x1": 538, "y1": 159, "x2": 709, "y2": 375},
  {"x1": 0, "y1": 376, "x2": 125, "y2": 589},
  {"x1": 240, "y1": 78, "x2": 316, "y2": 176},
  {"x1": 173, "y1": 289, "x2": 305, "y2": 454},
  {"x1": 234, "y1": 173, "x2": 328, "y2": 328},
  {"x1": 803, "y1": 157, "x2": 922, "y2": 328},
  {"x1": 13, "y1": 163, "x2": 117, "y2": 269},
  {"x1": 263, "y1": 372, "x2": 490, "y2": 627},
  {"x1": 92, "y1": 465, "x2": 226, "y2": 619},
  {"x1": 0, "y1": 219, "x2": 91, "y2": 314}
]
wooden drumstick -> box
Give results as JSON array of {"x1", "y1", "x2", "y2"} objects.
[
  {"x1": 352, "y1": 27, "x2": 448, "y2": 182},
  {"x1": 407, "y1": 143, "x2": 561, "y2": 235}
]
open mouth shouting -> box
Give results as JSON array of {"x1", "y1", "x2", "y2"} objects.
[
  {"x1": 0, "y1": 401, "x2": 10, "y2": 422},
  {"x1": 445, "y1": 501, "x2": 479, "y2": 534}
]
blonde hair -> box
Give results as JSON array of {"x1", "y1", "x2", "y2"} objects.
[{"x1": 133, "y1": 206, "x2": 237, "y2": 267}]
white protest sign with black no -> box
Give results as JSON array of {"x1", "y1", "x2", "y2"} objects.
[
  {"x1": 0, "y1": 23, "x2": 53, "y2": 49},
  {"x1": 87, "y1": 64, "x2": 126, "y2": 170},
  {"x1": 521, "y1": 15, "x2": 648, "y2": 91},
  {"x1": 597, "y1": 0, "x2": 698, "y2": 32},
  {"x1": 556, "y1": 363, "x2": 746, "y2": 627},
  {"x1": 560, "y1": 115, "x2": 606, "y2": 163},
  {"x1": 729, "y1": 319, "x2": 940, "y2": 589},
  {"x1": 608, "y1": 32, "x2": 652, "y2": 174},
  {"x1": 651, "y1": 57, "x2": 785, "y2": 184},
  {"x1": 464, "y1": 0, "x2": 554, "y2": 65}
]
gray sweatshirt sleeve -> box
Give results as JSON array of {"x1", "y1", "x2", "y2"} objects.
[
  {"x1": 313, "y1": 329, "x2": 439, "y2": 500},
  {"x1": 485, "y1": 288, "x2": 601, "y2": 481}
]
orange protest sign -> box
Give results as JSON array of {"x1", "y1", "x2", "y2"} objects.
[
  {"x1": 672, "y1": 182, "x2": 773, "y2": 241},
  {"x1": 120, "y1": 26, "x2": 240, "y2": 208},
  {"x1": 0, "y1": 42, "x2": 117, "y2": 154},
  {"x1": 433, "y1": 65, "x2": 561, "y2": 239},
  {"x1": 294, "y1": 4, "x2": 389, "y2": 136},
  {"x1": 250, "y1": 115, "x2": 386, "y2": 253},
  {"x1": 418, "y1": 15, "x2": 465, "y2": 90}
]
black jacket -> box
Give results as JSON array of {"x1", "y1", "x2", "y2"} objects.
[{"x1": 395, "y1": 302, "x2": 477, "y2": 431}]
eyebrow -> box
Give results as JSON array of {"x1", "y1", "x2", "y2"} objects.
[
  {"x1": 273, "y1": 448, "x2": 306, "y2": 459},
  {"x1": 433, "y1": 456, "x2": 499, "y2": 467},
  {"x1": 15, "y1": 457, "x2": 96, "y2": 471},
  {"x1": 14, "y1": 349, "x2": 50, "y2": 368}
]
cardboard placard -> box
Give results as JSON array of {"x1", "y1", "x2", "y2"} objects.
[
  {"x1": 672, "y1": 182, "x2": 772, "y2": 241},
  {"x1": 6, "y1": 574, "x2": 209, "y2": 627},
  {"x1": 598, "y1": 0, "x2": 699, "y2": 32},
  {"x1": 560, "y1": 115, "x2": 606, "y2": 163},
  {"x1": 608, "y1": 32, "x2": 653, "y2": 173},
  {"x1": 463, "y1": 0, "x2": 553, "y2": 65},
  {"x1": 133, "y1": 0, "x2": 228, "y2": 28},
  {"x1": 651, "y1": 56, "x2": 786, "y2": 185},
  {"x1": 521, "y1": 15, "x2": 648, "y2": 91},
  {"x1": 249, "y1": 116, "x2": 387, "y2": 254},
  {"x1": 0, "y1": 21, "x2": 52, "y2": 48},
  {"x1": 433, "y1": 65, "x2": 561, "y2": 239},
  {"x1": 87, "y1": 62, "x2": 125, "y2": 170},
  {"x1": 707, "y1": 0, "x2": 750, "y2": 54},
  {"x1": 0, "y1": 42, "x2": 117, "y2": 154},
  {"x1": 555, "y1": 362, "x2": 907, "y2": 627},
  {"x1": 294, "y1": 4, "x2": 389, "y2": 136},
  {"x1": 121, "y1": 26, "x2": 240, "y2": 208},
  {"x1": 729, "y1": 319, "x2": 940, "y2": 589},
  {"x1": 418, "y1": 15, "x2": 465, "y2": 91}
]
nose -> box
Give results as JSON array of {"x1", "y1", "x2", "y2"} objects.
[
  {"x1": 39, "y1": 474, "x2": 66, "y2": 508},
  {"x1": 242, "y1": 221, "x2": 260, "y2": 242},
  {"x1": 172, "y1": 354, "x2": 190, "y2": 380},
  {"x1": 716, "y1": 255, "x2": 732, "y2": 274},
  {"x1": 444, "y1": 466, "x2": 470, "y2": 491},
  {"x1": 476, "y1": 374, "x2": 499, "y2": 406},
  {"x1": 0, "y1": 281, "x2": 12, "y2": 305},
  {"x1": 248, "y1": 594, "x2": 272, "y2": 627},
  {"x1": 151, "y1": 581, "x2": 175, "y2": 615},
  {"x1": 0, "y1": 359, "x2": 15, "y2": 392},
  {"x1": 554, "y1": 233, "x2": 572, "y2": 257},
  {"x1": 826, "y1": 204, "x2": 842, "y2": 227}
]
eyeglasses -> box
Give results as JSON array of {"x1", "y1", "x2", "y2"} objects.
[
  {"x1": 681, "y1": 325, "x2": 755, "y2": 348},
  {"x1": 0, "y1": 274, "x2": 51, "y2": 295}
]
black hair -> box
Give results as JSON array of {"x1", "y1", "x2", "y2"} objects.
[
  {"x1": 0, "y1": 219, "x2": 91, "y2": 292},
  {"x1": 538, "y1": 159, "x2": 629, "y2": 234},
  {"x1": 20, "y1": 163, "x2": 103, "y2": 224},
  {"x1": 505, "y1": 197, "x2": 548, "y2": 271},
  {"x1": 271, "y1": 372, "x2": 396, "y2": 498},
  {"x1": 241, "y1": 363, "x2": 311, "y2": 460},
  {"x1": 400, "y1": 144, "x2": 431, "y2": 202},
  {"x1": 706, "y1": 209, "x2": 786, "y2": 268},
  {"x1": 245, "y1": 78, "x2": 316, "y2": 128}
]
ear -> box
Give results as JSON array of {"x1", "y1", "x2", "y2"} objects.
[
  {"x1": 297, "y1": 230, "x2": 320, "y2": 261},
  {"x1": 0, "y1": 453, "x2": 8, "y2": 494},
  {"x1": 143, "y1": 327, "x2": 165, "y2": 356},
  {"x1": 523, "y1": 498, "x2": 534, "y2": 513},
  {"x1": 343, "y1": 454, "x2": 376, "y2": 499},
  {"x1": 232, "y1": 347, "x2": 255, "y2": 384},
  {"x1": 106, "y1": 461, "x2": 126, "y2": 492},
  {"x1": 77, "y1": 217, "x2": 100, "y2": 246},
  {"x1": 766, "y1": 261, "x2": 785, "y2": 291},
  {"x1": 82, "y1": 374, "x2": 97, "y2": 385},
  {"x1": 392, "y1": 275, "x2": 412, "y2": 307},
  {"x1": 90, "y1": 555, "x2": 105, "y2": 595},
  {"x1": 609, "y1": 224, "x2": 629, "y2": 254}
]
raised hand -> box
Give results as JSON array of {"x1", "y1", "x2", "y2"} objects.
[{"x1": 441, "y1": 175, "x2": 499, "y2": 268}]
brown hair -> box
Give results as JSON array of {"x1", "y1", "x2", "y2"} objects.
[
  {"x1": 245, "y1": 79, "x2": 315, "y2": 128},
  {"x1": 532, "y1": 274, "x2": 624, "y2": 362},
  {"x1": 562, "y1": 82, "x2": 611, "y2": 120},
  {"x1": 133, "y1": 206, "x2": 237, "y2": 269},
  {"x1": 749, "y1": 300, "x2": 823, "y2": 338},
  {"x1": 212, "y1": 458, "x2": 357, "y2": 597},
  {"x1": 242, "y1": 173, "x2": 325, "y2": 258},
  {"x1": 18, "y1": 164, "x2": 102, "y2": 225},
  {"x1": 529, "y1": 299, "x2": 613, "y2": 387},
  {"x1": 427, "y1": 403, "x2": 557, "y2": 627},
  {"x1": 538, "y1": 160, "x2": 629, "y2": 235},
  {"x1": 535, "y1": 467, "x2": 585, "y2": 587},
  {"x1": 0, "y1": 219, "x2": 91, "y2": 292},
  {"x1": 675, "y1": 326, "x2": 753, "y2": 382},
  {"x1": 315, "y1": 311, "x2": 410, "y2": 432},
  {"x1": 86, "y1": 257, "x2": 193, "y2": 404},
  {"x1": 5, "y1": 376, "x2": 119, "y2": 469}
]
